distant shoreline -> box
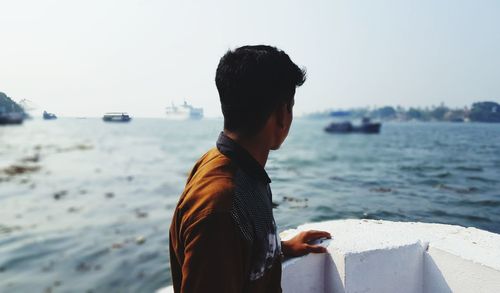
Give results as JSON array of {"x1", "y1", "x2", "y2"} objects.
[{"x1": 304, "y1": 101, "x2": 500, "y2": 123}]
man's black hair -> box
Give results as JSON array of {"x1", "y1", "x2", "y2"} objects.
[{"x1": 215, "y1": 45, "x2": 306, "y2": 136}]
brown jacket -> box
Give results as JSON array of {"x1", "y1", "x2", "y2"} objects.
[{"x1": 169, "y1": 133, "x2": 282, "y2": 293}]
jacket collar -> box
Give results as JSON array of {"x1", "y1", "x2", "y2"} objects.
[{"x1": 216, "y1": 132, "x2": 271, "y2": 184}]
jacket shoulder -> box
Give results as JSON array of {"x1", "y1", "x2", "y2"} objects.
[{"x1": 179, "y1": 148, "x2": 237, "y2": 221}]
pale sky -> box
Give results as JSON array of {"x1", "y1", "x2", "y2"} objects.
[{"x1": 1, "y1": 0, "x2": 499, "y2": 117}]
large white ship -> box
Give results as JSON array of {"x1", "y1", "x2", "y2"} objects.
[{"x1": 165, "y1": 101, "x2": 203, "y2": 120}]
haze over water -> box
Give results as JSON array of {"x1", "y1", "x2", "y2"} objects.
[
  {"x1": 1, "y1": 119, "x2": 499, "y2": 292},
  {"x1": 2, "y1": 0, "x2": 500, "y2": 117}
]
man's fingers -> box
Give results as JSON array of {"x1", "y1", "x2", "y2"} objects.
[
  {"x1": 304, "y1": 230, "x2": 332, "y2": 241},
  {"x1": 305, "y1": 244, "x2": 327, "y2": 254},
  {"x1": 307, "y1": 230, "x2": 331, "y2": 238}
]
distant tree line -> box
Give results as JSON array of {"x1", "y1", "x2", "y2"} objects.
[{"x1": 306, "y1": 101, "x2": 500, "y2": 123}]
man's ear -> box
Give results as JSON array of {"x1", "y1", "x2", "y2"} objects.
[{"x1": 275, "y1": 104, "x2": 287, "y2": 129}]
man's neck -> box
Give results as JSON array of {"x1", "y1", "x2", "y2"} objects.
[{"x1": 223, "y1": 130, "x2": 270, "y2": 168}]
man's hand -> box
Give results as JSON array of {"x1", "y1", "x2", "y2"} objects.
[{"x1": 281, "y1": 230, "x2": 332, "y2": 257}]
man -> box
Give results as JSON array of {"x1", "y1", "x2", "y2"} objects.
[{"x1": 169, "y1": 45, "x2": 331, "y2": 292}]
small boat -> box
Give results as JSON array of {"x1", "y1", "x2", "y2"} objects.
[
  {"x1": 325, "y1": 117, "x2": 381, "y2": 134},
  {"x1": 102, "y1": 112, "x2": 132, "y2": 122},
  {"x1": 43, "y1": 111, "x2": 57, "y2": 120},
  {"x1": 0, "y1": 112, "x2": 24, "y2": 125}
]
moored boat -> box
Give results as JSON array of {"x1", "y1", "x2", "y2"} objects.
[
  {"x1": 325, "y1": 117, "x2": 381, "y2": 134},
  {"x1": 43, "y1": 111, "x2": 57, "y2": 120},
  {"x1": 102, "y1": 112, "x2": 132, "y2": 122},
  {"x1": 0, "y1": 112, "x2": 24, "y2": 125}
]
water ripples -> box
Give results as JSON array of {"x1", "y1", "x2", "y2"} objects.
[{"x1": 1, "y1": 119, "x2": 499, "y2": 292}]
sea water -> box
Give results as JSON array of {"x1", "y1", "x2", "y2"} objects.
[{"x1": 0, "y1": 118, "x2": 499, "y2": 292}]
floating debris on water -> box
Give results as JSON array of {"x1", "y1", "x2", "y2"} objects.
[
  {"x1": 76, "y1": 262, "x2": 92, "y2": 272},
  {"x1": 135, "y1": 209, "x2": 148, "y2": 218},
  {"x1": 455, "y1": 166, "x2": 483, "y2": 172},
  {"x1": 105, "y1": 192, "x2": 114, "y2": 199},
  {"x1": 434, "y1": 184, "x2": 479, "y2": 194},
  {"x1": 67, "y1": 207, "x2": 80, "y2": 213},
  {"x1": 19, "y1": 178, "x2": 30, "y2": 184},
  {"x1": 20, "y1": 154, "x2": 40, "y2": 163},
  {"x1": 137, "y1": 271, "x2": 145, "y2": 280},
  {"x1": 135, "y1": 236, "x2": 146, "y2": 245},
  {"x1": 111, "y1": 243, "x2": 123, "y2": 249},
  {"x1": 57, "y1": 144, "x2": 93, "y2": 153},
  {"x1": 329, "y1": 176, "x2": 347, "y2": 182},
  {"x1": 434, "y1": 172, "x2": 452, "y2": 178},
  {"x1": 400, "y1": 165, "x2": 445, "y2": 172},
  {"x1": 53, "y1": 190, "x2": 68, "y2": 200},
  {"x1": 0, "y1": 224, "x2": 21, "y2": 234},
  {"x1": 369, "y1": 187, "x2": 393, "y2": 193},
  {"x1": 283, "y1": 196, "x2": 308, "y2": 203},
  {"x1": 2, "y1": 165, "x2": 40, "y2": 176},
  {"x1": 41, "y1": 261, "x2": 56, "y2": 273},
  {"x1": 21, "y1": 155, "x2": 40, "y2": 163},
  {"x1": 282, "y1": 196, "x2": 308, "y2": 208},
  {"x1": 466, "y1": 176, "x2": 497, "y2": 183}
]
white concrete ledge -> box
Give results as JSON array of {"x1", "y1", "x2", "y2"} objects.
[
  {"x1": 158, "y1": 219, "x2": 500, "y2": 293},
  {"x1": 281, "y1": 219, "x2": 500, "y2": 293}
]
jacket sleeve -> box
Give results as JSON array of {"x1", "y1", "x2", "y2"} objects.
[{"x1": 180, "y1": 212, "x2": 248, "y2": 293}]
